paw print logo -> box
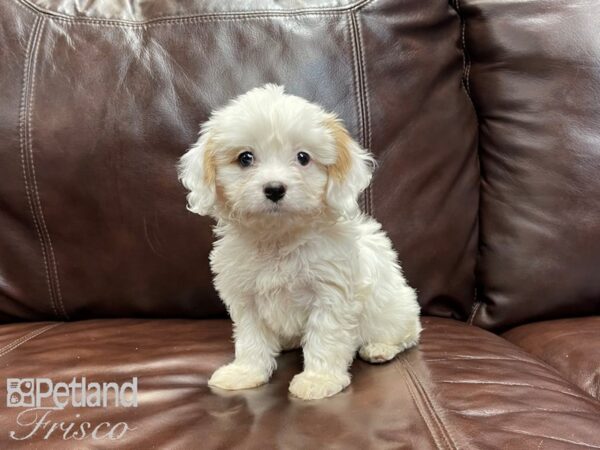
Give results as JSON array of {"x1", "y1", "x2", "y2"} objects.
[{"x1": 6, "y1": 378, "x2": 35, "y2": 407}]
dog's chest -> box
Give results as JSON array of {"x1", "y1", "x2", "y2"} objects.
[
  {"x1": 213, "y1": 240, "x2": 314, "y2": 336},
  {"x1": 245, "y1": 248, "x2": 313, "y2": 301}
]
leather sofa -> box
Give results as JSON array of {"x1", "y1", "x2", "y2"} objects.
[{"x1": 1, "y1": 0, "x2": 599, "y2": 448}]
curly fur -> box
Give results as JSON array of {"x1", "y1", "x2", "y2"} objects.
[{"x1": 178, "y1": 85, "x2": 421, "y2": 400}]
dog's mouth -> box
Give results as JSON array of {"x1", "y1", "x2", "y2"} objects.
[{"x1": 265, "y1": 203, "x2": 284, "y2": 215}]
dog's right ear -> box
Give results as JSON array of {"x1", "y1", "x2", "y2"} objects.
[{"x1": 178, "y1": 131, "x2": 217, "y2": 216}]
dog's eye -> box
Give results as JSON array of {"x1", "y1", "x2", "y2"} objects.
[
  {"x1": 237, "y1": 151, "x2": 254, "y2": 168},
  {"x1": 296, "y1": 152, "x2": 311, "y2": 166}
]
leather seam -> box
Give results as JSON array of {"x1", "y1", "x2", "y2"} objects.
[
  {"x1": 452, "y1": 0, "x2": 472, "y2": 98},
  {"x1": 0, "y1": 323, "x2": 62, "y2": 358},
  {"x1": 10, "y1": 0, "x2": 37, "y2": 17},
  {"x1": 349, "y1": 12, "x2": 371, "y2": 214},
  {"x1": 405, "y1": 358, "x2": 460, "y2": 450},
  {"x1": 15, "y1": 0, "x2": 375, "y2": 26},
  {"x1": 400, "y1": 359, "x2": 449, "y2": 449},
  {"x1": 406, "y1": 380, "x2": 445, "y2": 449},
  {"x1": 19, "y1": 16, "x2": 58, "y2": 319},
  {"x1": 347, "y1": 14, "x2": 363, "y2": 211},
  {"x1": 452, "y1": 0, "x2": 482, "y2": 324},
  {"x1": 19, "y1": 16, "x2": 69, "y2": 320},
  {"x1": 27, "y1": 18, "x2": 69, "y2": 320},
  {"x1": 355, "y1": 13, "x2": 374, "y2": 216},
  {"x1": 402, "y1": 365, "x2": 444, "y2": 448}
]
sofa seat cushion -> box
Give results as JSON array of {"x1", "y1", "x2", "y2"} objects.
[
  {"x1": 503, "y1": 317, "x2": 600, "y2": 401},
  {"x1": 0, "y1": 317, "x2": 598, "y2": 449}
]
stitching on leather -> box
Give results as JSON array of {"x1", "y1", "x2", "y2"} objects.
[
  {"x1": 349, "y1": 12, "x2": 371, "y2": 214},
  {"x1": 28, "y1": 21, "x2": 60, "y2": 317},
  {"x1": 0, "y1": 323, "x2": 62, "y2": 358},
  {"x1": 453, "y1": 0, "x2": 472, "y2": 98},
  {"x1": 17, "y1": 11, "x2": 346, "y2": 28},
  {"x1": 350, "y1": 13, "x2": 367, "y2": 213},
  {"x1": 452, "y1": 0, "x2": 481, "y2": 324},
  {"x1": 15, "y1": 0, "x2": 375, "y2": 26},
  {"x1": 405, "y1": 358, "x2": 460, "y2": 450},
  {"x1": 407, "y1": 367, "x2": 458, "y2": 450},
  {"x1": 10, "y1": 0, "x2": 37, "y2": 17},
  {"x1": 18, "y1": 17, "x2": 50, "y2": 314},
  {"x1": 399, "y1": 358, "x2": 451, "y2": 449},
  {"x1": 19, "y1": 16, "x2": 69, "y2": 320},
  {"x1": 401, "y1": 360, "x2": 446, "y2": 449},
  {"x1": 354, "y1": 13, "x2": 374, "y2": 215},
  {"x1": 467, "y1": 299, "x2": 482, "y2": 325},
  {"x1": 26, "y1": 18, "x2": 69, "y2": 320},
  {"x1": 347, "y1": 14, "x2": 363, "y2": 211},
  {"x1": 19, "y1": 16, "x2": 59, "y2": 319}
]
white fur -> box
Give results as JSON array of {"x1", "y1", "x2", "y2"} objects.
[{"x1": 179, "y1": 85, "x2": 421, "y2": 400}]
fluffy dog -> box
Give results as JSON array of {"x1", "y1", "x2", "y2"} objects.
[{"x1": 178, "y1": 85, "x2": 421, "y2": 400}]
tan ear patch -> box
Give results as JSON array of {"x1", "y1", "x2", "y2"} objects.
[
  {"x1": 203, "y1": 138, "x2": 217, "y2": 185},
  {"x1": 325, "y1": 118, "x2": 352, "y2": 182}
]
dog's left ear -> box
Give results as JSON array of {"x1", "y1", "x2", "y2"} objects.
[
  {"x1": 325, "y1": 118, "x2": 375, "y2": 216},
  {"x1": 177, "y1": 131, "x2": 217, "y2": 216}
]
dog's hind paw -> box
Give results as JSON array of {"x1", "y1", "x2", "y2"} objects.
[{"x1": 358, "y1": 343, "x2": 404, "y2": 363}]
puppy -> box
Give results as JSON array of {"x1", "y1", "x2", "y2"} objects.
[{"x1": 179, "y1": 84, "x2": 421, "y2": 400}]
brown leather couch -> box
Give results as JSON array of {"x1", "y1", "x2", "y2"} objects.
[{"x1": 1, "y1": 0, "x2": 599, "y2": 448}]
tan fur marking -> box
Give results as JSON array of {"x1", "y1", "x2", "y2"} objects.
[
  {"x1": 325, "y1": 118, "x2": 352, "y2": 182},
  {"x1": 203, "y1": 139, "x2": 217, "y2": 185}
]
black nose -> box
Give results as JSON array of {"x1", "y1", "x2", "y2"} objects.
[{"x1": 263, "y1": 183, "x2": 286, "y2": 202}]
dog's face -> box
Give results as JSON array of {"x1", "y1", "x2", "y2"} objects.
[{"x1": 179, "y1": 85, "x2": 373, "y2": 223}]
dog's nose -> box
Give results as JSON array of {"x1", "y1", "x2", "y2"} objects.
[{"x1": 263, "y1": 182, "x2": 286, "y2": 202}]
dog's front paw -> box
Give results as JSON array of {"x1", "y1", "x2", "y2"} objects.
[
  {"x1": 289, "y1": 371, "x2": 350, "y2": 400},
  {"x1": 208, "y1": 363, "x2": 269, "y2": 391}
]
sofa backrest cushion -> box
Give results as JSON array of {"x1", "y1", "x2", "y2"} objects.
[
  {"x1": 462, "y1": 0, "x2": 600, "y2": 329},
  {"x1": 0, "y1": 0, "x2": 478, "y2": 321}
]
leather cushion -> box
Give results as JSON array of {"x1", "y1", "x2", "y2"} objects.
[
  {"x1": 0, "y1": 0, "x2": 479, "y2": 321},
  {"x1": 504, "y1": 317, "x2": 600, "y2": 400},
  {"x1": 23, "y1": 0, "x2": 360, "y2": 21},
  {"x1": 460, "y1": 0, "x2": 600, "y2": 329},
  {"x1": 0, "y1": 317, "x2": 598, "y2": 448}
]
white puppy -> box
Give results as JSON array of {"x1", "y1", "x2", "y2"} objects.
[{"x1": 179, "y1": 85, "x2": 421, "y2": 400}]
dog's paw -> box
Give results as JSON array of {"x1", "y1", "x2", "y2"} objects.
[
  {"x1": 396, "y1": 322, "x2": 421, "y2": 353},
  {"x1": 359, "y1": 333, "x2": 420, "y2": 364},
  {"x1": 360, "y1": 321, "x2": 421, "y2": 364},
  {"x1": 289, "y1": 371, "x2": 350, "y2": 400},
  {"x1": 399, "y1": 333, "x2": 420, "y2": 352},
  {"x1": 358, "y1": 343, "x2": 402, "y2": 363},
  {"x1": 208, "y1": 363, "x2": 269, "y2": 391}
]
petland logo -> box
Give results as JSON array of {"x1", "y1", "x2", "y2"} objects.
[{"x1": 6, "y1": 377, "x2": 137, "y2": 441}]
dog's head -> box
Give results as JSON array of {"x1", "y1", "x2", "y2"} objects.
[{"x1": 178, "y1": 85, "x2": 374, "y2": 223}]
